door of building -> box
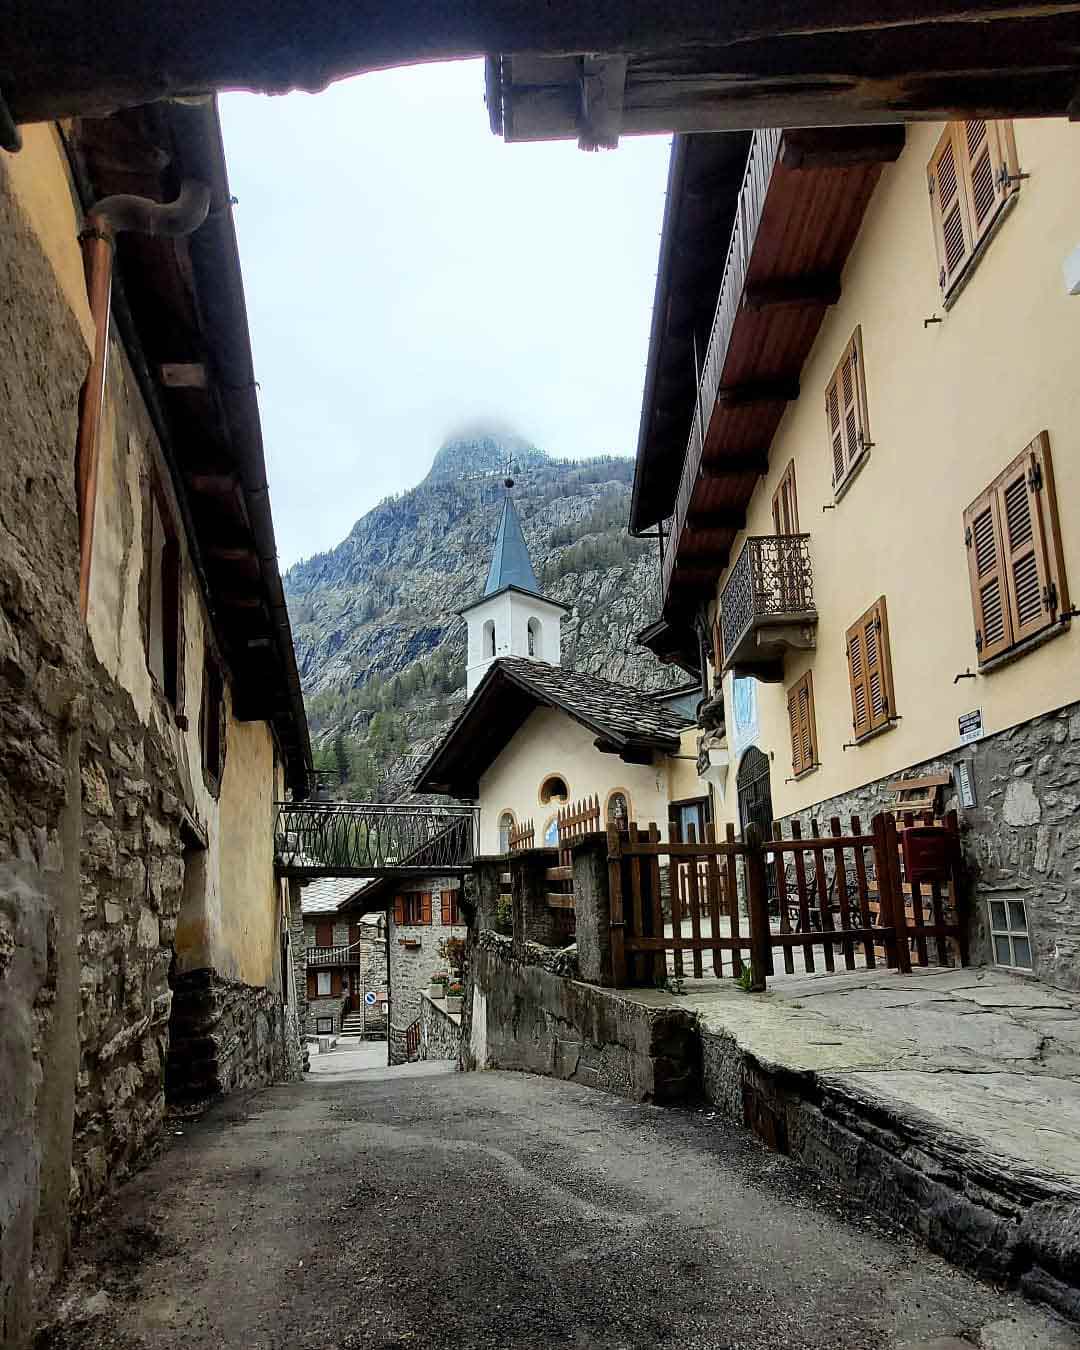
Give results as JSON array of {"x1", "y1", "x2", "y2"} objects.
[{"x1": 736, "y1": 747, "x2": 774, "y2": 840}]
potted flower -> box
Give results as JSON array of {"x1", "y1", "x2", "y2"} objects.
[
  {"x1": 445, "y1": 981, "x2": 464, "y2": 1015},
  {"x1": 428, "y1": 971, "x2": 448, "y2": 1000}
]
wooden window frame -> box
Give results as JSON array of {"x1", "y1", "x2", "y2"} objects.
[
  {"x1": 786, "y1": 671, "x2": 819, "y2": 777},
  {"x1": 440, "y1": 891, "x2": 461, "y2": 926},
  {"x1": 143, "y1": 475, "x2": 183, "y2": 711},
  {"x1": 772, "y1": 459, "x2": 800, "y2": 535},
  {"x1": 316, "y1": 970, "x2": 332, "y2": 997},
  {"x1": 963, "y1": 431, "x2": 1069, "y2": 668},
  {"x1": 314, "y1": 921, "x2": 333, "y2": 949},
  {"x1": 928, "y1": 120, "x2": 1020, "y2": 305},
  {"x1": 845, "y1": 597, "x2": 897, "y2": 741},
  {"x1": 825, "y1": 327, "x2": 871, "y2": 497},
  {"x1": 395, "y1": 892, "x2": 432, "y2": 927},
  {"x1": 200, "y1": 649, "x2": 226, "y2": 796}
]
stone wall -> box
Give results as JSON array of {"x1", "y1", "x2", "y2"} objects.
[
  {"x1": 773, "y1": 701, "x2": 1080, "y2": 992},
  {"x1": 419, "y1": 991, "x2": 461, "y2": 1062},
  {"x1": 0, "y1": 148, "x2": 89, "y2": 1340},
  {"x1": 388, "y1": 878, "x2": 466, "y2": 1064},
  {"x1": 289, "y1": 882, "x2": 307, "y2": 1039},
  {"x1": 306, "y1": 994, "x2": 347, "y2": 1035},
  {"x1": 461, "y1": 930, "x2": 700, "y2": 1102},
  {"x1": 74, "y1": 648, "x2": 186, "y2": 1214},
  {"x1": 167, "y1": 970, "x2": 292, "y2": 1103}
]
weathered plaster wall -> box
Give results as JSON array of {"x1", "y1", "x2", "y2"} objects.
[
  {"x1": 0, "y1": 135, "x2": 88, "y2": 1340},
  {"x1": 477, "y1": 706, "x2": 672, "y2": 852}
]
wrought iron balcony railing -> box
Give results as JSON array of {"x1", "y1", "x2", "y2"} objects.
[
  {"x1": 720, "y1": 534, "x2": 817, "y2": 679},
  {"x1": 275, "y1": 802, "x2": 479, "y2": 878}
]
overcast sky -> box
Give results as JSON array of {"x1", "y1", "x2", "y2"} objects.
[{"x1": 220, "y1": 60, "x2": 670, "y2": 569}]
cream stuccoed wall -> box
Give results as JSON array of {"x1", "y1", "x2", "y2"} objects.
[
  {"x1": 86, "y1": 310, "x2": 283, "y2": 991},
  {"x1": 709, "y1": 116, "x2": 1080, "y2": 829},
  {"x1": 666, "y1": 726, "x2": 703, "y2": 803},
  {"x1": 477, "y1": 705, "x2": 674, "y2": 851},
  {"x1": 465, "y1": 590, "x2": 565, "y2": 694}
]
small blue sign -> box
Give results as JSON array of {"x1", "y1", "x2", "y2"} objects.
[{"x1": 363, "y1": 991, "x2": 377, "y2": 1007}]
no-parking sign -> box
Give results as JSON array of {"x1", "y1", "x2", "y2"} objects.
[{"x1": 364, "y1": 991, "x2": 377, "y2": 1007}]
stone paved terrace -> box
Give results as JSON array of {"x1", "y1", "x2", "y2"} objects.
[
  {"x1": 633, "y1": 967, "x2": 1080, "y2": 1177},
  {"x1": 623, "y1": 965, "x2": 1080, "y2": 1312}
]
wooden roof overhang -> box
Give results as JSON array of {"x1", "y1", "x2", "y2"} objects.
[
  {"x1": 414, "y1": 663, "x2": 679, "y2": 798},
  {"x1": 630, "y1": 131, "x2": 753, "y2": 536},
  {"x1": 66, "y1": 101, "x2": 312, "y2": 795},
  {"x1": 648, "y1": 125, "x2": 906, "y2": 627}
]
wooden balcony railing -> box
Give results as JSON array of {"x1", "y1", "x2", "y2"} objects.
[
  {"x1": 720, "y1": 534, "x2": 816, "y2": 678},
  {"x1": 306, "y1": 945, "x2": 366, "y2": 968},
  {"x1": 662, "y1": 128, "x2": 783, "y2": 604}
]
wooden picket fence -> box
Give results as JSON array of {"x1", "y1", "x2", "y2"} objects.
[
  {"x1": 607, "y1": 811, "x2": 965, "y2": 989},
  {"x1": 508, "y1": 819, "x2": 534, "y2": 852},
  {"x1": 543, "y1": 795, "x2": 601, "y2": 940}
]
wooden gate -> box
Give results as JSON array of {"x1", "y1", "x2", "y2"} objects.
[
  {"x1": 607, "y1": 811, "x2": 965, "y2": 989},
  {"x1": 547, "y1": 795, "x2": 601, "y2": 939}
]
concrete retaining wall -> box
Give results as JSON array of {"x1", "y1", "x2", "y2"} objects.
[{"x1": 462, "y1": 931, "x2": 700, "y2": 1103}]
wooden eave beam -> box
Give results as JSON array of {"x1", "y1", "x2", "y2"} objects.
[
  {"x1": 743, "y1": 274, "x2": 842, "y2": 313},
  {"x1": 715, "y1": 379, "x2": 800, "y2": 407},
  {"x1": 685, "y1": 507, "x2": 746, "y2": 532},
  {"x1": 187, "y1": 472, "x2": 239, "y2": 496},
  {"x1": 779, "y1": 126, "x2": 907, "y2": 171},
  {"x1": 700, "y1": 451, "x2": 770, "y2": 477}
]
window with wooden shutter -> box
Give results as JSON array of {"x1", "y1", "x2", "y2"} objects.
[
  {"x1": 315, "y1": 921, "x2": 333, "y2": 948},
  {"x1": 928, "y1": 121, "x2": 1019, "y2": 301},
  {"x1": 825, "y1": 328, "x2": 870, "y2": 494},
  {"x1": 963, "y1": 432, "x2": 1069, "y2": 664},
  {"x1": 772, "y1": 460, "x2": 799, "y2": 535},
  {"x1": 786, "y1": 671, "x2": 818, "y2": 776},
  {"x1": 420, "y1": 892, "x2": 432, "y2": 926},
  {"x1": 306, "y1": 970, "x2": 317, "y2": 999},
  {"x1": 846, "y1": 597, "x2": 896, "y2": 739},
  {"x1": 393, "y1": 895, "x2": 405, "y2": 925}
]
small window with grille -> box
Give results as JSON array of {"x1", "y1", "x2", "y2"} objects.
[{"x1": 988, "y1": 897, "x2": 1032, "y2": 970}]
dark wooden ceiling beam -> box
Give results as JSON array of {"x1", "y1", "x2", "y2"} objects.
[
  {"x1": 779, "y1": 126, "x2": 907, "y2": 170},
  {"x1": 685, "y1": 507, "x2": 746, "y2": 533},
  {"x1": 700, "y1": 451, "x2": 770, "y2": 477},
  {"x1": 715, "y1": 379, "x2": 800, "y2": 407},
  {"x1": 186, "y1": 472, "x2": 239, "y2": 496},
  {"x1": 743, "y1": 274, "x2": 842, "y2": 313},
  {"x1": 10, "y1": 2, "x2": 1080, "y2": 124}
]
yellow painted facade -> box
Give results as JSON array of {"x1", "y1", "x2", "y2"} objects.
[
  {"x1": 478, "y1": 705, "x2": 684, "y2": 852},
  {"x1": 706, "y1": 117, "x2": 1080, "y2": 826}
]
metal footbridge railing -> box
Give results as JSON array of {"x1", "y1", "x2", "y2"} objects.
[{"x1": 274, "y1": 802, "x2": 478, "y2": 879}]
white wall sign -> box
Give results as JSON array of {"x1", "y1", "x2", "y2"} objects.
[
  {"x1": 956, "y1": 760, "x2": 977, "y2": 809},
  {"x1": 958, "y1": 709, "x2": 984, "y2": 745}
]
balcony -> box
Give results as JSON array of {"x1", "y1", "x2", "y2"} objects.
[
  {"x1": 652, "y1": 124, "x2": 904, "y2": 615},
  {"x1": 720, "y1": 535, "x2": 816, "y2": 681},
  {"x1": 306, "y1": 945, "x2": 367, "y2": 968}
]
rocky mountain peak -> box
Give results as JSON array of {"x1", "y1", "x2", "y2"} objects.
[{"x1": 424, "y1": 425, "x2": 550, "y2": 484}]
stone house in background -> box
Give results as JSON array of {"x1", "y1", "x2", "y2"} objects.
[
  {"x1": 1, "y1": 99, "x2": 311, "y2": 1339},
  {"x1": 295, "y1": 876, "x2": 387, "y2": 1038},
  {"x1": 633, "y1": 118, "x2": 1080, "y2": 989}
]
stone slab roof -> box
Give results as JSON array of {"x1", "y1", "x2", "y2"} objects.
[{"x1": 300, "y1": 876, "x2": 376, "y2": 916}]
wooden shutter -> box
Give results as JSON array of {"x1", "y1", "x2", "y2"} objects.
[
  {"x1": 393, "y1": 894, "x2": 404, "y2": 925},
  {"x1": 825, "y1": 328, "x2": 869, "y2": 491},
  {"x1": 963, "y1": 487, "x2": 1012, "y2": 661},
  {"x1": 966, "y1": 432, "x2": 1068, "y2": 662},
  {"x1": 331, "y1": 971, "x2": 342, "y2": 997},
  {"x1": 929, "y1": 121, "x2": 1019, "y2": 297},
  {"x1": 787, "y1": 672, "x2": 817, "y2": 775},
  {"x1": 315, "y1": 921, "x2": 333, "y2": 948},
  {"x1": 441, "y1": 893, "x2": 451, "y2": 925},
  {"x1": 846, "y1": 598, "x2": 895, "y2": 738},
  {"x1": 306, "y1": 970, "x2": 316, "y2": 999},
  {"x1": 959, "y1": 120, "x2": 1016, "y2": 249},
  {"x1": 420, "y1": 892, "x2": 432, "y2": 926}
]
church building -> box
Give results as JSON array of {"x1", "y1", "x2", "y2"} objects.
[{"x1": 415, "y1": 492, "x2": 704, "y2": 852}]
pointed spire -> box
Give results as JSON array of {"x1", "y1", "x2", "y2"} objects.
[{"x1": 483, "y1": 494, "x2": 541, "y2": 597}]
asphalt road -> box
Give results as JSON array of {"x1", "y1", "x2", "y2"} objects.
[{"x1": 40, "y1": 1059, "x2": 1080, "y2": 1350}]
